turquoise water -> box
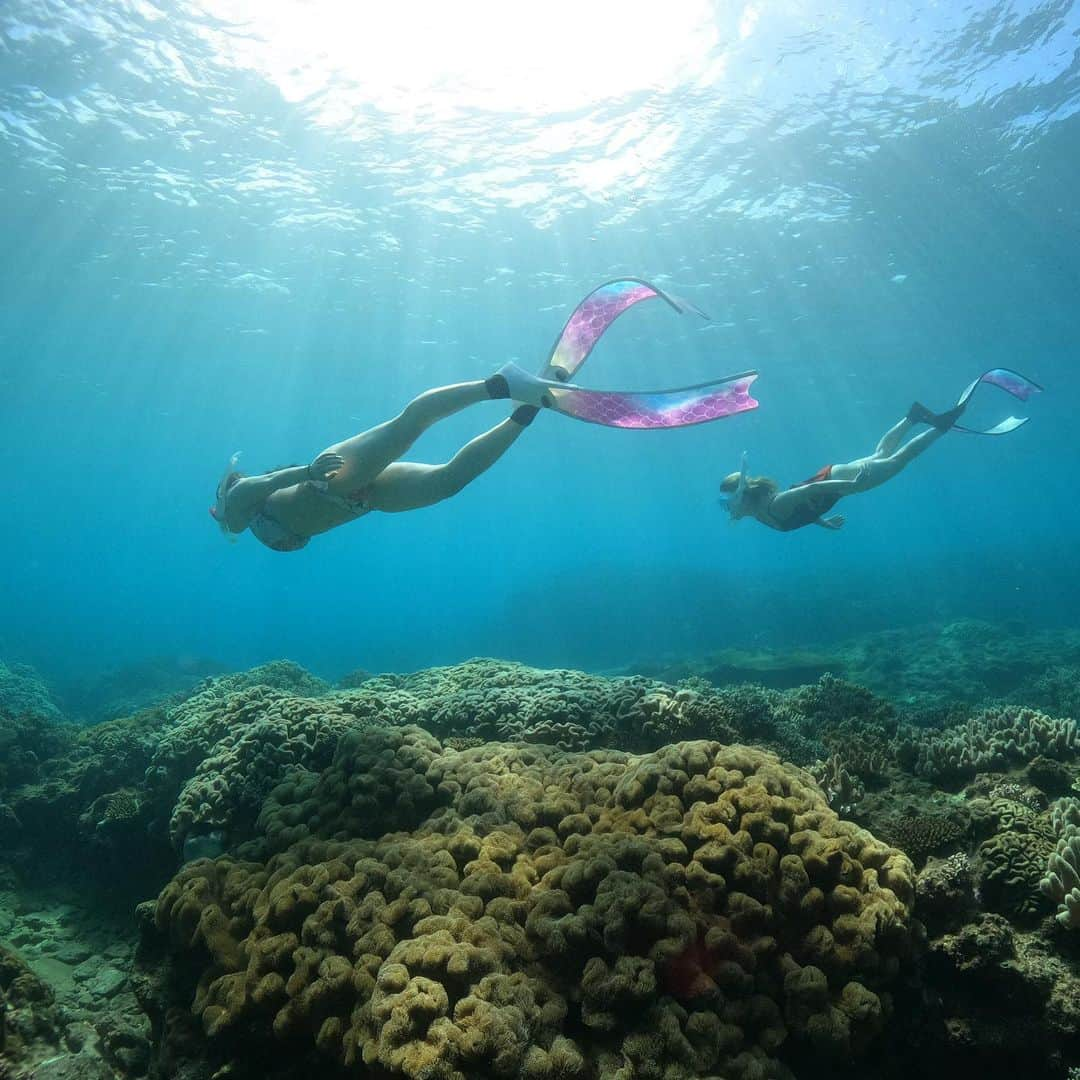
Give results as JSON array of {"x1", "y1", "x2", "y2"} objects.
[{"x1": 1, "y1": 1, "x2": 1077, "y2": 687}]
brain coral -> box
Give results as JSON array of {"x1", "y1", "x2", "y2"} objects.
[
  {"x1": 970, "y1": 797, "x2": 1056, "y2": 919},
  {"x1": 164, "y1": 688, "x2": 388, "y2": 853},
  {"x1": 349, "y1": 659, "x2": 759, "y2": 751},
  {"x1": 154, "y1": 734, "x2": 915, "y2": 1079}
]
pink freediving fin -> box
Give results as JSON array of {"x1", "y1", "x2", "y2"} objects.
[
  {"x1": 526, "y1": 277, "x2": 756, "y2": 428},
  {"x1": 542, "y1": 278, "x2": 708, "y2": 382},
  {"x1": 952, "y1": 367, "x2": 1043, "y2": 435},
  {"x1": 541, "y1": 370, "x2": 759, "y2": 429}
]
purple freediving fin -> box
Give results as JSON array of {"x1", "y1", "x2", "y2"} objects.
[
  {"x1": 541, "y1": 370, "x2": 759, "y2": 429},
  {"x1": 952, "y1": 367, "x2": 1043, "y2": 435},
  {"x1": 542, "y1": 278, "x2": 708, "y2": 382}
]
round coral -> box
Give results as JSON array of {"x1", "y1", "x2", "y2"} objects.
[{"x1": 153, "y1": 735, "x2": 916, "y2": 1079}]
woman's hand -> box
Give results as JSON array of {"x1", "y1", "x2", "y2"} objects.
[{"x1": 308, "y1": 452, "x2": 345, "y2": 482}]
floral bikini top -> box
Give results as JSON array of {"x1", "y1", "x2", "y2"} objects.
[
  {"x1": 248, "y1": 481, "x2": 374, "y2": 552},
  {"x1": 249, "y1": 508, "x2": 309, "y2": 552}
]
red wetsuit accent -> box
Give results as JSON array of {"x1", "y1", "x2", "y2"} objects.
[{"x1": 790, "y1": 463, "x2": 833, "y2": 488}]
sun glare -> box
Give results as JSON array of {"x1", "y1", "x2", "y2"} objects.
[{"x1": 192, "y1": 0, "x2": 718, "y2": 119}]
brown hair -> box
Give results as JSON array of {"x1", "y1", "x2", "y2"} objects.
[
  {"x1": 719, "y1": 472, "x2": 779, "y2": 517},
  {"x1": 215, "y1": 471, "x2": 244, "y2": 504}
]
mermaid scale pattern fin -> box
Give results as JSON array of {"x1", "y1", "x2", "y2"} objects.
[
  {"x1": 542, "y1": 278, "x2": 708, "y2": 381},
  {"x1": 543, "y1": 371, "x2": 759, "y2": 429}
]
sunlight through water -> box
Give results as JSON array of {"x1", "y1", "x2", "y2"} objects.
[{"x1": 190, "y1": 0, "x2": 719, "y2": 117}]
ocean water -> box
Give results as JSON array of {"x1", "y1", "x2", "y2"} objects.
[{"x1": 1, "y1": 0, "x2": 1077, "y2": 692}]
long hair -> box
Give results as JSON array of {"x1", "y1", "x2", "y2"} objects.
[{"x1": 719, "y1": 472, "x2": 778, "y2": 517}]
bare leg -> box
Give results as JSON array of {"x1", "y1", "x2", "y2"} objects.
[
  {"x1": 321, "y1": 380, "x2": 492, "y2": 493},
  {"x1": 834, "y1": 425, "x2": 947, "y2": 491},
  {"x1": 367, "y1": 418, "x2": 526, "y2": 512},
  {"x1": 873, "y1": 416, "x2": 914, "y2": 457}
]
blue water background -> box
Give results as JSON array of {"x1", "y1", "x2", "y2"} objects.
[{"x1": 1, "y1": 1, "x2": 1077, "y2": 694}]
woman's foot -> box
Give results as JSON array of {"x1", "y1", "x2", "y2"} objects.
[
  {"x1": 907, "y1": 400, "x2": 965, "y2": 430},
  {"x1": 932, "y1": 402, "x2": 967, "y2": 429},
  {"x1": 906, "y1": 401, "x2": 935, "y2": 425},
  {"x1": 490, "y1": 362, "x2": 552, "y2": 407}
]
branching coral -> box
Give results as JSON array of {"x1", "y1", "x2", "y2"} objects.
[
  {"x1": 808, "y1": 754, "x2": 864, "y2": 816},
  {"x1": 883, "y1": 815, "x2": 966, "y2": 867},
  {"x1": 900, "y1": 705, "x2": 1079, "y2": 782},
  {"x1": 1040, "y1": 797, "x2": 1080, "y2": 928},
  {"x1": 785, "y1": 674, "x2": 895, "y2": 734}
]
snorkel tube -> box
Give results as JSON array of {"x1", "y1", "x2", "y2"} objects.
[
  {"x1": 209, "y1": 451, "x2": 242, "y2": 541},
  {"x1": 720, "y1": 451, "x2": 750, "y2": 517}
]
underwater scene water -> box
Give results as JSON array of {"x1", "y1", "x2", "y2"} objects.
[{"x1": 2, "y1": 2, "x2": 1080, "y2": 1078}]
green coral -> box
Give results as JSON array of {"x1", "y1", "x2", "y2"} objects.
[
  {"x1": 968, "y1": 796, "x2": 1057, "y2": 919},
  {"x1": 100, "y1": 788, "x2": 140, "y2": 824},
  {"x1": 0, "y1": 661, "x2": 62, "y2": 724},
  {"x1": 0, "y1": 661, "x2": 69, "y2": 792},
  {"x1": 808, "y1": 754, "x2": 865, "y2": 815},
  {"x1": 977, "y1": 831, "x2": 1053, "y2": 918},
  {"x1": 882, "y1": 815, "x2": 966, "y2": 867},
  {"x1": 1040, "y1": 797, "x2": 1080, "y2": 928},
  {"x1": 902, "y1": 705, "x2": 1079, "y2": 783},
  {"x1": 166, "y1": 688, "x2": 379, "y2": 853}
]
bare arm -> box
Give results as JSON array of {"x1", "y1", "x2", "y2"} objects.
[
  {"x1": 814, "y1": 514, "x2": 846, "y2": 530},
  {"x1": 222, "y1": 453, "x2": 343, "y2": 531}
]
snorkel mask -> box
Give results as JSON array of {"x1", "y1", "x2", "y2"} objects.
[
  {"x1": 719, "y1": 451, "x2": 750, "y2": 518},
  {"x1": 209, "y1": 452, "x2": 242, "y2": 541}
]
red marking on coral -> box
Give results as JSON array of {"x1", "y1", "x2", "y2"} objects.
[{"x1": 662, "y1": 933, "x2": 719, "y2": 1001}]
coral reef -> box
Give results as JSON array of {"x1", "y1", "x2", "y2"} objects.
[
  {"x1": 636, "y1": 620, "x2": 1080, "y2": 712},
  {"x1": 915, "y1": 852, "x2": 976, "y2": 932},
  {"x1": 1041, "y1": 798, "x2": 1080, "y2": 928},
  {"x1": 3, "y1": 663, "x2": 340, "y2": 891},
  {"x1": 0, "y1": 661, "x2": 70, "y2": 793},
  {"x1": 899, "y1": 705, "x2": 1079, "y2": 784},
  {"x1": 808, "y1": 753, "x2": 865, "y2": 816},
  {"x1": 6, "y1": 705, "x2": 168, "y2": 856},
  {"x1": 0, "y1": 661, "x2": 62, "y2": 725},
  {"x1": 151, "y1": 735, "x2": 916, "y2": 1079},
  {"x1": 924, "y1": 912, "x2": 1080, "y2": 1074},
  {"x1": 785, "y1": 674, "x2": 895, "y2": 735},
  {"x1": 353, "y1": 660, "x2": 808, "y2": 755},
  {"x1": 880, "y1": 813, "x2": 967, "y2": 868},
  {"x1": 0, "y1": 942, "x2": 60, "y2": 1068},
  {"x1": 965, "y1": 796, "x2": 1056, "y2": 920},
  {"x1": 165, "y1": 689, "x2": 368, "y2": 854},
  {"x1": 5, "y1": 642, "x2": 1080, "y2": 1079}
]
